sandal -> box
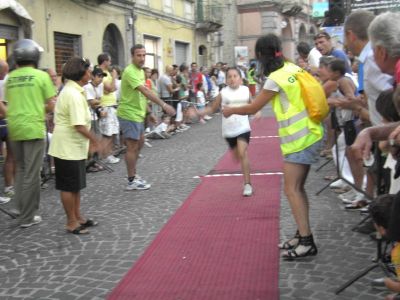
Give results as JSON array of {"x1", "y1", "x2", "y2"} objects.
[
  {"x1": 345, "y1": 200, "x2": 368, "y2": 210},
  {"x1": 80, "y1": 219, "x2": 98, "y2": 228},
  {"x1": 86, "y1": 166, "x2": 100, "y2": 173},
  {"x1": 282, "y1": 234, "x2": 318, "y2": 260},
  {"x1": 94, "y1": 163, "x2": 104, "y2": 171},
  {"x1": 278, "y1": 230, "x2": 300, "y2": 250},
  {"x1": 67, "y1": 225, "x2": 89, "y2": 235}
]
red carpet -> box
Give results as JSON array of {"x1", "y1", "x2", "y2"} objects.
[
  {"x1": 213, "y1": 118, "x2": 282, "y2": 173},
  {"x1": 108, "y1": 117, "x2": 282, "y2": 300},
  {"x1": 108, "y1": 176, "x2": 281, "y2": 300},
  {"x1": 250, "y1": 117, "x2": 278, "y2": 137},
  {"x1": 213, "y1": 138, "x2": 282, "y2": 173}
]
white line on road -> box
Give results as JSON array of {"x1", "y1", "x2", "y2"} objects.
[
  {"x1": 250, "y1": 135, "x2": 279, "y2": 139},
  {"x1": 193, "y1": 172, "x2": 283, "y2": 179}
]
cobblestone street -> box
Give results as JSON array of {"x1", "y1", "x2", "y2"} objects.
[{"x1": 0, "y1": 108, "x2": 390, "y2": 299}]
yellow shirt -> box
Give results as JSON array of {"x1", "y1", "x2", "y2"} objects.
[
  {"x1": 49, "y1": 80, "x2": 91, "y2": 160},
  {"x1": 100, "y1": 70, "x2": 117, "y2": 106},
  {"x1": 392, "y1": 242, "x2": 400, "y2": 280}
]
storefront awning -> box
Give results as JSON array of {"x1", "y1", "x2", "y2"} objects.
[{"x1": 0, "y1": 0, "x2": 33, "y2": 37}]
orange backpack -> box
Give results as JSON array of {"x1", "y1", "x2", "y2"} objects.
[{"x1": 296, "y1": 70, "x2": 329, "y2": 123}]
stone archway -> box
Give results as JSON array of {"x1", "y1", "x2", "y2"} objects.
[
  {"x1": 281, "y1": 18, "x2": 294, "y2": 60},
  {"x1": 309, "y1": 27, "x2": 317, "y2": 45},
  {"x1": 299, "y1": 24, "x2": 307, "y2": 42},
  {"x1": 102, "y1": 24, "x2": 124, "y2": 67},
  {"x1": 198, "y1": 45, "x2": 207, "y2": 67}
]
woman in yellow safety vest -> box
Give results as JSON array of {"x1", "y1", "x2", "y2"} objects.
[
  {"x1": 223, "y1": 34, "x2": 324, "y2": 260},
  {"x1": 247, "y1": 62, "x2": 257, "y2": 97}
]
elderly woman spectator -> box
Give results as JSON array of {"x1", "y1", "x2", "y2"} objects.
[{"x1": 49, "y1": 57, "x2": 99, "y2": 235}]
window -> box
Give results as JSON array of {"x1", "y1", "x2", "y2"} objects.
[
  {"x1": 163, "y1": 0, "x2": 173, "y2": 14},
  {"x1": 54, "y1": 32, "x2": 81, "y2": 76},
  {"x1": 184, "y1": 1, "x2": 194, "y2": 20},
  {"x1": 144, "y1": 36, "x2": 160, "y2": 69},
  {"x1": 175, "y1": 41, "x2": 189, "y2": 67}
]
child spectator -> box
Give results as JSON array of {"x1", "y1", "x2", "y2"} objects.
[
  {"x1": 84, "y1": 66, "x2": 106, "y2": 136},
  {"x1": 327, "y1": 59, "x2": 368, "y2": 208},
  {"x1": 197, "y1": 67, "x2": 254, "y2": 196},
  {"x1": 196, "y1": 82, "x2": 207, "y2": 124},
  {"x1": 84, "y1": 67, "x2": 106, "y2": 172},
  {"x1": 369, "y1": 194, "x2": 400, "y2": 300},
  {"x1": 148, "y1": 114, "x2": 175, "y2": 139}
]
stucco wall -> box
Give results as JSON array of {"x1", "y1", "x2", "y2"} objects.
[
  {"x1": 238, "y1": 12, "x2": 262, "y2": 37},
  {"x1": 17, "y1": 0, "x2": 130, "y2": 69},
  {"x1": 135, "y1": 16, "x2": 195, "y2": 68}
]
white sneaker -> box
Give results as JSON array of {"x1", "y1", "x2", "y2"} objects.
[
  {"x1": 0, "y1": 196, "x2": 10, "y2": 205},
  {"x1": 134, "y1": 175, "x2": 150, "y2": 185},
  {"x1": 126, "y1": 179, "x2": 151, "y2": 190},
  {"x1": 340, "y1": 190, "x2": 364, "y2": 204},
  {"x1": 243, "y1": 184, "x2": 253, "y2": 197},
  {"x1": 204, "y1": 115, "x2": 212, "y2": 120},
  {"x1": 20, "y1": 215, "x2": 42, "y2": 228},
  {"x1": 329, "y1": 179, "x2": 347, "y2": 189},
  {"x1": 105, "y1": 155, "x2": 120, "y2": 164}
]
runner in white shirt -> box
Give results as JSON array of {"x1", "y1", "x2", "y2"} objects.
[{"x1": 197, "y1": 67, "x2": 256, "y2": 196}]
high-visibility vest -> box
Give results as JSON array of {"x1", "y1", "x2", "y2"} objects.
[
  {"x1": 268, "y1": 62, "x2": 323, "y2": 155},
  {"x1": 247, "y1": 68, "x2": 257, "y2": 85}
]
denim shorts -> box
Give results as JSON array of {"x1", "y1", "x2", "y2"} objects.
[
  {"x1": 118, "y1": 117, "x2": 144, "y2": 141},
  {"x1": 284, "y1": 139, "x2": 322, "y2": 165}
]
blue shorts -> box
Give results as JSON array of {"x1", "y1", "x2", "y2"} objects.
[
  {"x1": 284, "y1": 139, "x2": 321, "y2": 165},
  {"x1": 0, "y1": 119, "x2": 8, "y2": 141},
  {"x1": 118, "y1": 118, "x2": 144, "y2": 141}
]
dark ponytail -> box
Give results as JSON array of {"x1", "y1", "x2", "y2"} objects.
[{"x1": 255, "y1": 34, "x2": 284, "y2": 77}]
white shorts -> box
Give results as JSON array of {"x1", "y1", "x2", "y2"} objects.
[{"x1": 99, "y1": 106, "x2": 119, "y2": 137}]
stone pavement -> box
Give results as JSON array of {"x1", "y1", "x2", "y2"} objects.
[{"x1": 0, "y1": 107, "x2": 391, "y2": 299}]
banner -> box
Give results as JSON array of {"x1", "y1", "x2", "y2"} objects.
[
  {"x1": 234, "y1": 46, "x2": 249, "y2": 67},
  {"x1": 312, "y1": 2, "x2": 329, "y2": 17},
  {"x1": 321, "y1": 26, "x2": 344, "y2": 50}
]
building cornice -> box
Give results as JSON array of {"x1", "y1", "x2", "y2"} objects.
[
  {"x1": 237, "y1": 1, "x2": 277, "y2": 13},
  {"x1": 72, "y1": 0, "x2": 133, "y2": 11},
  {"x1": 135, "y1": 4, "x2": 196, "y2": 29}
]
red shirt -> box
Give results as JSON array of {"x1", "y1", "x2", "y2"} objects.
[{"x1": 145, "y1": 78, "x2": 152, "y2": 90}]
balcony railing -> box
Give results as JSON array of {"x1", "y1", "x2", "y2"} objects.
[{"x1": 196, "y1": 1, "x2": 223, "y2": 32}]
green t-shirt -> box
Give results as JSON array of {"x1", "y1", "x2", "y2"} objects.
[
  {"x1": 49, "y1": 80, "x2": 91, "y2": 160},
  {"x1": 100, "y1": 70, "x2": 117, "y2": 107},
  {"x1": 117, "y1": 64, "x2": 147, "y2": 123},
  {"x1": 5, "y1": 67, "x2": 56, "y2": 141}
]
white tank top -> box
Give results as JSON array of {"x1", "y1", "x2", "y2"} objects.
[{"x1": 221, "y1": 85, "x2": 251, "y2": 137}]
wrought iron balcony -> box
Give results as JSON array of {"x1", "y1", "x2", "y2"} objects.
[{"x1": 196, "y1": 1, "x2": 223, "y2": 32}]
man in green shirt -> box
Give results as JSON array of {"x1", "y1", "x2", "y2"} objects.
[
  {"x1": 5, "y1": 39, "x2": 56, "y2": 227},
  {"x1": 117, "y1": 44, "x2": 175, "y2": 191}
]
